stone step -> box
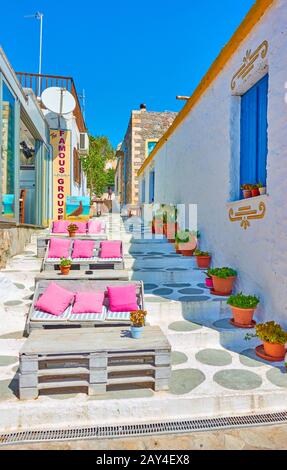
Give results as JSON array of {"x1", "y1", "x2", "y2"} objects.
[
  {"x1": 129, "y1": 270, "x2": 198, "y2": 283},
  {"x1": 125, "y1": 256, "x2": 196, "y2": 270}
]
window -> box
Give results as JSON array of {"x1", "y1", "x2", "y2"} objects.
[
  {"x1": 240, "y1": 74, "x2": 268, "y2": 195},
  {"x1": 146, "y1": 140, "x2": 157, "y2": 157},
  {"x1": 141, "y1": 178, "x2": 145, "y2": 203},
  {"x1": 1, "y1": 81, "x2": 16, "y2": 220}
]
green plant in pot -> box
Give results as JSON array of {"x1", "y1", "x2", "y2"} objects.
[
  {"x1": 130, "y1": 310, "x2": 147, "y2": 339},
  {"x1": 175, "y1": 230, "x2": 197, "y2": 256},
  {"x1": 194, "y1": 250, "x2": 211, "y2": 269},
  {"x1": 152, "y1": 209, "x2": 164, "y2": 234},
  {"x1": 60, "y1": 257, "x2": 72, "y2": 275},
  {"x1": 163, "y1": 205, "x2": 178, "y2": 241},
  {"x1": 258, "y1": 182, "x2": 266, "y2": 195},
  {"x1": 227, "y1": 292, "x2": 259, "y2": 326},
  {"x1": 245, "y1": 321, "x2": 287, "y2": 359},
  {"x1": 208, "y1": 267, "x2": 237, "y2": 295}
]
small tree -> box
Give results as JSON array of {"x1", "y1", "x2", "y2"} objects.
[{"x1": 81, "y1": 135, "x2": 115, "y2": 197}]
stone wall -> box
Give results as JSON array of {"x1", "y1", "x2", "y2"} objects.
[
  {"x1": 139, "y1": 0, "x2": 287, "y2": 325},
  {"x1": 0, "y1": 226, "x2": 37, "y2": 268}
]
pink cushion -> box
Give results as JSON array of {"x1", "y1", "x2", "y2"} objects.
[
  {"x1": 88, "y1": 220, "x2": 104, "y2": 234},
  {"x1": 71, "y1": 222, "x2": 87, "y2": 234},
  {"x1": 100, "y1": 241, "x2": 122, "y2": 259},
  {"x1": 48, "y1": 238, "x2": 71, "y2": 258},
  {"x1": 71, "y1": 240, "x2": 94, "y2": 258},
  {"x1": 35, "y1": 282, "x2": 74, "y2": 316},
  {"x1": 52, "y1": 220, "x2": 69, "y2": 233},
  {"x1": 107, "y1": 284, "x2": 138, "y2": 312},
  {"x1": 72, "y1": 291, "x2": 104, "y2": 313}
]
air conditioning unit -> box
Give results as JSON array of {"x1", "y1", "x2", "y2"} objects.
[{"x1": 79, "y1": 132, "x2": 89, "y2": 154}]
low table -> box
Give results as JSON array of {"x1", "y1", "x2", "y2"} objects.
[
  {"x1": 19, "y1": 326, "x2": 171, "y2": 399},
  {"x1": 35, "y1": 269, "x2": 129, "y2": 283}
]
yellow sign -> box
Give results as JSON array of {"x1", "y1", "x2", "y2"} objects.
[{"x1": 50, "y1": 129, "x2": 71, "y2": 221}]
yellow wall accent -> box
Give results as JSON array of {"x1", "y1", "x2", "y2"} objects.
[
  {"x1": 137, "y1": 0, "x2": 274, "y2": 177},
  {"x1": 231, "y1": 40, "x2": 268, "y2": 90},
  {"x1": 229, "y1": 201, "x2": 266, "y2": 229}
]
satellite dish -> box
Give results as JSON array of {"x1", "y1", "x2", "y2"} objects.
[{"x1": 41, "y1": 87, "x2": 76, "y2": 115}]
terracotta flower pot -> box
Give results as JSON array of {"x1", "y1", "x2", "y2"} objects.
[
  {"x1": 196, "y1": 255, "x2": 211, "y2": 269},
  {"x1": 205, "y1": 277, "x2": 213, "y2": 289},
  {"x1": 211, "y1": 275, "x2": 236, "y2": 295},
  {"x1": 178, "y1": 241, "x2": 197, "y2": 257},
  {"x1": 263, "y1": 341, "x2": 286, "y2": 359},
  {"x1": 60, "y1": 265, "x2": 71, "y2": 275},
  {"x1": 243, "y1": 190, "x2": 252, "y2": 199},
  {"x1": 230, "y1": 306, "x2": 255, "y2": 326},
  {"x1": 259, "y1": 187, "x2": 266, "y2": 195},
  {"x1": 251, "y1": 188, "x2": 260, "y2": 197},
  {"x1": 152, "y1": 220, "x2": 163, "y2": 235},
  {"x1": 68, "y1": 231, "x2": 77, "y2": 238},
  {"x1": 165, "y1": 222, "x2": 178, "y2": 242}
]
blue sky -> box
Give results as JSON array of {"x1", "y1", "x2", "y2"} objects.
[{"x1": 1, "y1": 0, "x2": 255, "y2": 147}]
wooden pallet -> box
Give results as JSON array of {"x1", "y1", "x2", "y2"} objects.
[
  {"x1": 41, "y1": 240, "x2": 124, "y2": 271},
  {"x1": 35, "y1": 270, "x2": 129, "y2": 283},
  {"x1": 19, "y1": 326, "x2": 171, "y2": 399},
  {"x1": 37, "y1": 234, "x2": 107, "y2": 258},
  {"x1": 25, "y1": 279, "x2": 144, "y2": 335}
]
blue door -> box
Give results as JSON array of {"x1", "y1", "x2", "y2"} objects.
[
  {"x1": 149, "y1": 170, "x2": 155, "y2": 203},
  {"x1": 141, "y1": 178, "x2": 146, "y2": 203},
  {"x1": 240, "y1": 74, "x2": 268, "y2": 193}
]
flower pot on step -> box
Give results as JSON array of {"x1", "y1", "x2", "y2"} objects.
[
  {"x1": 60, "y1": 265, "x2": 71, "y2": 275},
  {"x1": 263, "y1": 341, "x2": 286, "y2": 359},
  {"x1": 230, "y1": 306, "x2": 256, "y2": 326},
  {"x1": 152, "y1": 219, "x2": 164, "y2": 235},
  {"x1": 165, "y1": 222, "x2": 178, "y2": 242},
  {"x1": 205, "y1": 277, "x2": 213, "y2": 289},
  {"x1": 211, "y1": 275, "x2": 236, "y2": 295},
  {"x1": 196, "y1": 255, "x2": 211, "y2": 269}
]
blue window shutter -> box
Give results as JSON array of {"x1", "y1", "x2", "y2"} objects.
[
  {"x1": 240, "y1": 85, "x2": 258, "y2": 187},
  {"x1": 149, "y1": 171, "x2": 155, "y2": 203},
  {"x1": 141, "y1": 179, "x2": 145, "y2": 202},
  {"x1": 257, "y1": 74, "x2": 268, "y2": 186}
]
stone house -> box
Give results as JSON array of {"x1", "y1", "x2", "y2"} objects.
[
  {"x1": 116, "y1": 105, "x2": 177, "y2": 205},
  {"x1": 138, "y1": 0, "x2": 287, "y2": 325}
]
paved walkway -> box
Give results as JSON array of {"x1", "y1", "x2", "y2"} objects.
[{"x1": 0, "y1": 214, "x2": 287, "y2": 441}]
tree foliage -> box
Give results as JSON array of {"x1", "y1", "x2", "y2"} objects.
[{"x1": 81, "y1": 135, "x2": 115, "y2": 197}]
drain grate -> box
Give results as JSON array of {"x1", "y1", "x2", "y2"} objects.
[{"x1": 1, "y1": 411, "x2": 287, "y2": 446}]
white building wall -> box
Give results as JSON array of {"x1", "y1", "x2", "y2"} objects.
[{"x1": 140, "y1": 0, "x2": 287, "y2": 325}]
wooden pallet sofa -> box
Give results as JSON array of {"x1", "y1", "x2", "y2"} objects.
[
  {"x1": 37, "y1": 219, "x2": 107, "y2": 257},
  {"x1": 25, "y1": 279, "x2": 144, "y2": 335},
  {"x1": 41, "y1": 239, "x2": 124, "y2": 272},
  {"x1": 19, "y1": 326, "x2": 171, "y2": 399}
]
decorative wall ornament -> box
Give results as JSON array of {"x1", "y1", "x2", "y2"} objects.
[
  {"x1": 229, "y1": 201, "x2": 266, "y2": 230},
  {"x1": 231, "y1": 40, "x2": 269, "y2": 91}
]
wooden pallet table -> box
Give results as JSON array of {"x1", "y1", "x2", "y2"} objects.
[
  {"x1": 19, "y1": 326, "x2": 171, "y2": 399},
  {"x1": 25, "y1": 279, "x2": 144, "y2": 334},
  {"x1": 37, "y1": 234, "x2": 107, "y2": 258}
]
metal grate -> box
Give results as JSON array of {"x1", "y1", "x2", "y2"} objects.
[{"x1": 1, "y1": 411, "x2": 287, "y2": 446}]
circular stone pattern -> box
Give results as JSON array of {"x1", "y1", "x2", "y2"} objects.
[
  {"x1": 169, "y1": 369, "x2": 205, "y2": 395},
  {"x1": 164, "y1": 284, "x2": 191, "y2": 288},
  {"x1": 213, "y1": 369, "x2": 262, "y2": 390},
  {"x1": 144, "y1": 283, "x2": 158, "y2": 291},
  {"x1": 0, "y1": 356, "x2": 18, "y2": 367},
  {"x1": 4, "y1": 300, "x2": 23, "y2": 307},
  {"x1": 266, "y1": 368, "x2": 287, "y2": 388},
  {"x1": 0, "y1": 331, "x2": 24, "y2": 340},
  {"x1": 196, "y1": 348, "x2": 232, "y2": 367},
  {"x1": 213, "y1": 319, "x2": 235, "y2": 330},
  {"x1": 168, "y1": 321, "x2": 202, "y2": 332},
  {"x1": 178, "y1": 296, "x2": 210, "y2": 302},
  {"x1": 153, "y1": 288, "x2": 173, "y2": 296},
  {"x1": 239, "y1": 349, "x2": 266, "y2": 368},
  {"x1": 13, "y1": 283, "x2": 25, "y2": 290},
  {"x1": 171, "y1": 351, "x2": 189, "y2": 366},
  {"x1": 178, "y1": 288, "x2": 204, "y2": 295}
]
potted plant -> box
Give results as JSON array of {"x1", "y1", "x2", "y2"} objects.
[
  {"x1": 246, "y1": 321, "x2": 287, "y2": 360},
  {"x1": 67, "y1": 223, "x2": 79, "y2": 238},
  {"x1": 208, "y1": 267, "x2": 237, "y2": 295},
  {"x1": 152, "y1": 209, "x2": 164, "y2": 234},
  {"x1": 251, "y1": 184, "x2": 260, "y2": 197},
  {"x1": 194, "y1": 250, "x2": 211, "y2": 269},
  {"x1": 163, "y1": 206, "x2": 178, "y2": 242},
  {"x1": 241, "y1": 184, "x2": 252, "y2": 199},
  {"x1": 130, "y1": 310, "x2": 147, "y2": 339},
  {"x1": 258, "y1": 182, "x2": 266, "y2": 195},
  {"x1": 205, "y1": 270, "x2": 213, "y2": 289},
  {"x1": 60, "y1": 257, "x2": 72, "y2": 275},
  {"x1": 227, "y1": 292, "x2": 259, "y2": 326},
  {"x1": 175, "y1": 230, "x2": 198, "y2": 256}
]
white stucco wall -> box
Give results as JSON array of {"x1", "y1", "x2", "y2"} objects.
[{"x1": 140, "y1": 0, "x2": 287, "y2": 325}]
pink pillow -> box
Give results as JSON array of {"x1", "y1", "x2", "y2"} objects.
[
  {"x1": 107, "y1": 284, "x2": 138, "y2": 312},
  {"x1": 35, "y1": 282, "x2": 74, "y2": 316},
  {"x1": 72, "y1": 291, "x2": 104, "y2": 313},
  {"x1": 71, "y1": 222, "x2": 87, "y2": 234},
  {"x1": 48, "y1": 238, "x2": 71, "y2": 258},
  {"x1": 52, "y1": 220, "x2": 69, "y2": 233},
  {"x1": 100, "y1": 241, "x2": 122, "y2": 259},
  {"x1": 72, "y1": 240, "x2": 94, "y2": 258},
  {"x1": 88, "y1": 220, "x2": 103, "y2": 234}
]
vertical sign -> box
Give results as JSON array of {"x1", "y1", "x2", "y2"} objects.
[{"x1": 50, "y1": 129, "x2": 71, "y2": 220}]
